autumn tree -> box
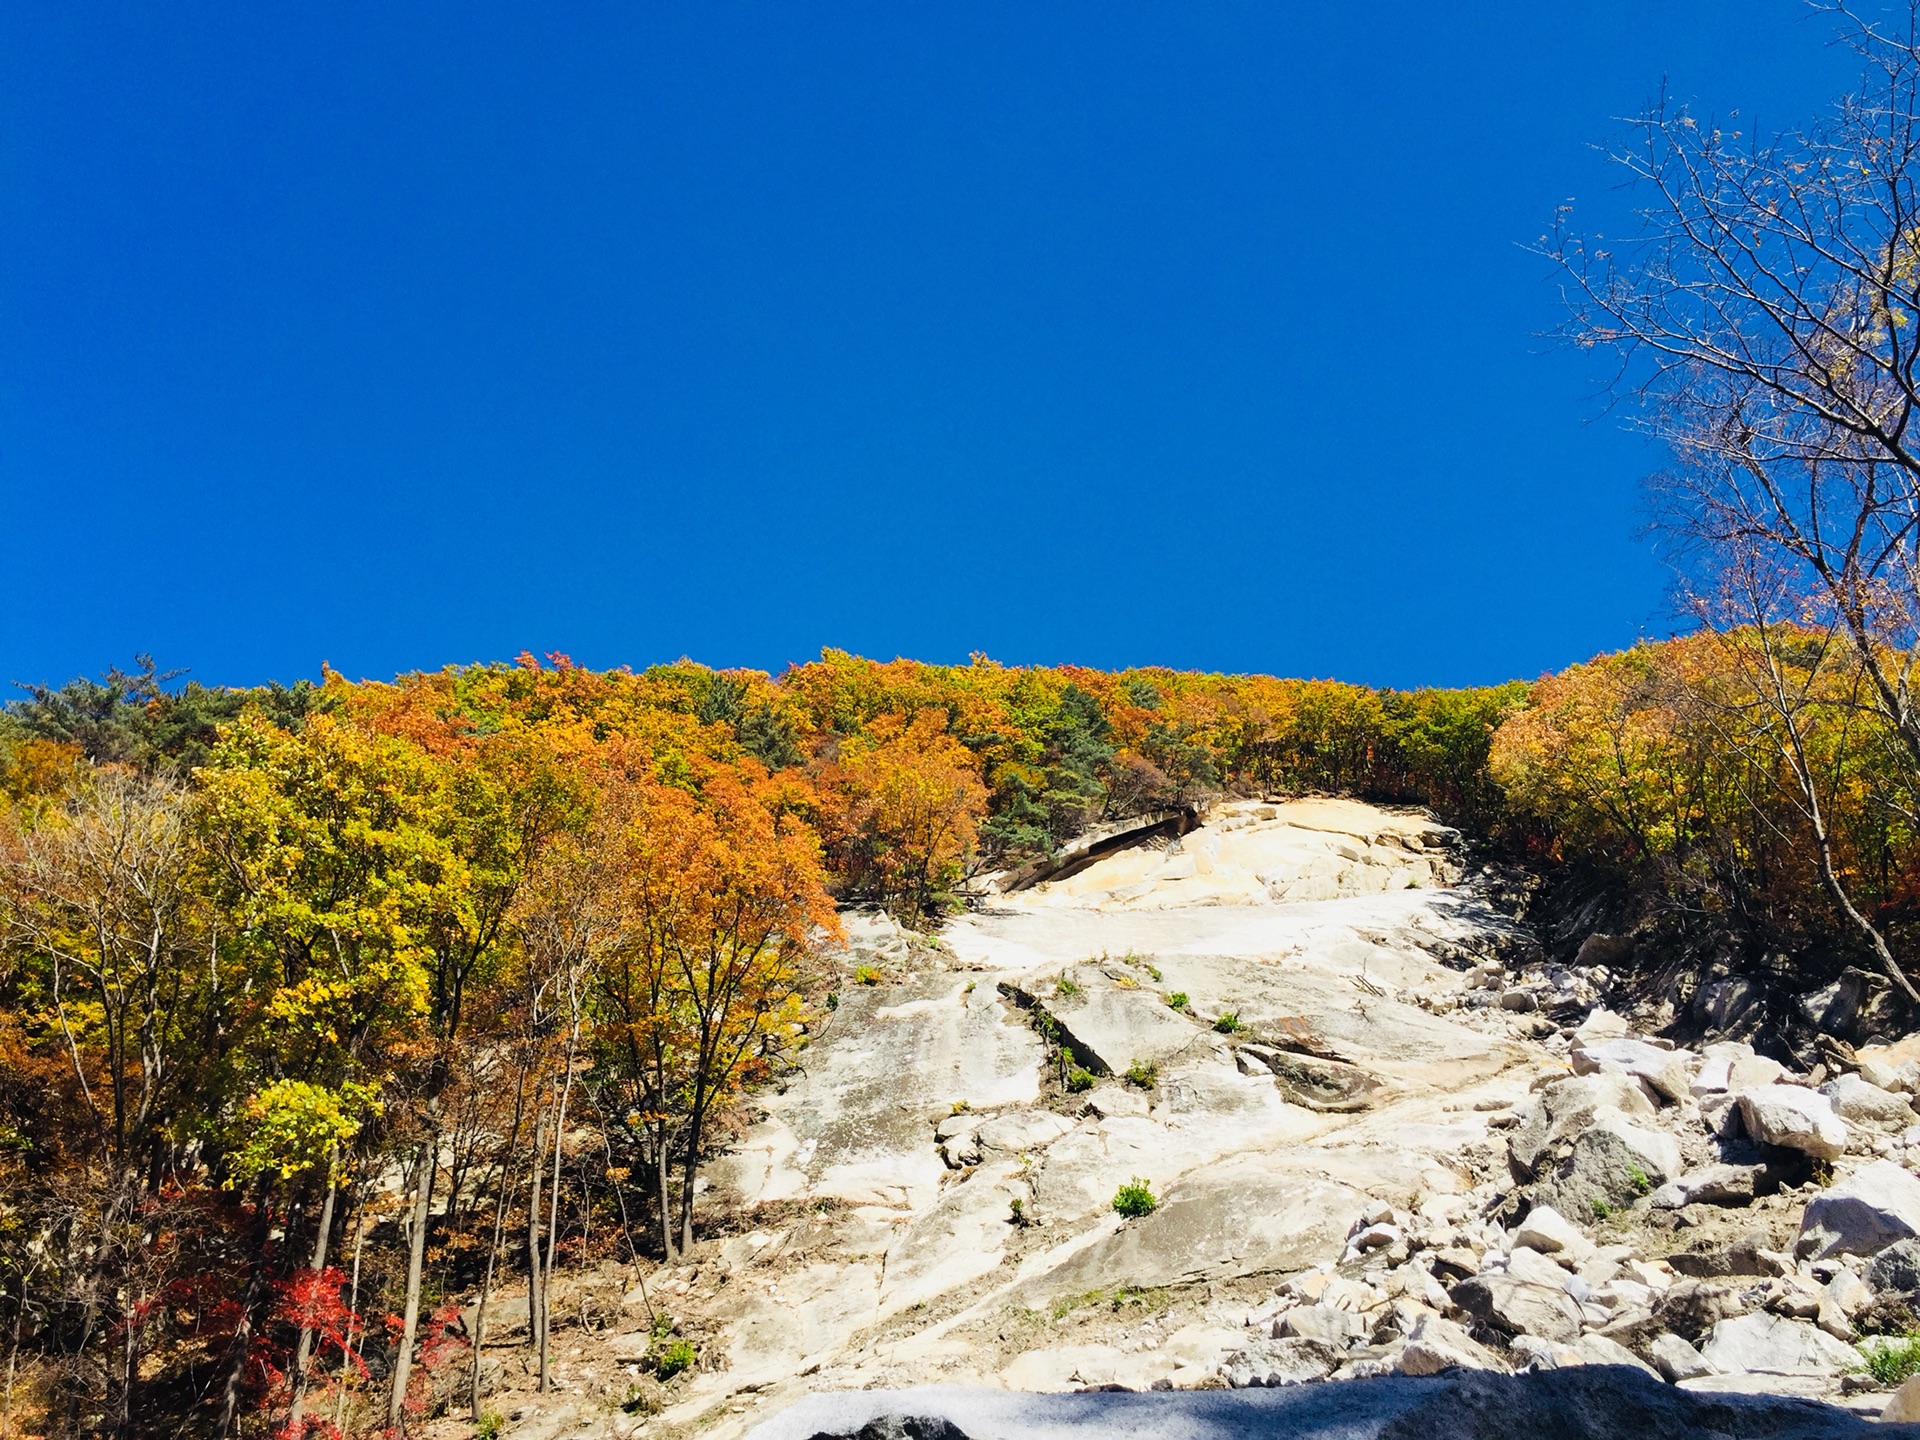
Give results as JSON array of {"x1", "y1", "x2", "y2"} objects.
[
  {"x1": 0, "y1": 769, "x2": 213, "y2": 1439},
  {"x1": 1549, "y1": 1, "x2": 1920, "y2": 992},
  {"x1": 607, "y1": 763, "x2": 838, "y2": 1256},
  {"x1": 820, "y1": 710, "x2": 988, "y2": 915}
]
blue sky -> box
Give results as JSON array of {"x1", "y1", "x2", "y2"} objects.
[{"x1": 0, "y1": 3, "x2": 1865, "y2": 691}]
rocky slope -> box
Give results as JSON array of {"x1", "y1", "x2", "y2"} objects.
[{"x1": 482, "y1": 798, "x2": 1920, "y2": 1439}]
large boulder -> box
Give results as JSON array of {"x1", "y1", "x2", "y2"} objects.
[
  {"x1": 1396, "y1": 1312, "x2": 1508, "y2": 1375},
  {"x1": 1737, "y1": 1086, "x2": 1849, "y2": 1162},
  {"x1": 1531, "y1": 1107, "x2": 1681, "y2": 1216},
  {"x1": 1821, "y1": 1073, "x2": 1918, "y2": 1128},
  {"x1": 1510, "y1": 1074, "x2": 1659, "y2": 1179},
  {"x1": 1795, "y1": 1158, "x2": 1920, "y2": 1260},
  {"x1": 1570, "y1": 1038, "x2": 1695, "y2": 1102},
  {"x1": 1698, "y1": 1311, "x2": 1859, "y2": 1376},
  {"x1": 1451, "y1": 1273, "x2": 1584, "y2": 1344}
]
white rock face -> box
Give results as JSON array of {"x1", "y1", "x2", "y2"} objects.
[
  {"x1": 1736, "y1": 1085, "x2": 1849, "y2": 1161},
  {"x1": 1010, "y1": 797, "x2": 1456, "y2": 911},
  {"x1": 1796, "y1": 1157, "x2": 1920, "y2": 1260}
]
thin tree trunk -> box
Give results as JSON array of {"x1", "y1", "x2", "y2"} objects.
[
  {"x1": 386, "y1": 1110, "x2": 439, "y2": 1430},
  {"x1": 656, "y1": 1122, "x2": 675, "y2": 1264},
  {"x1": 287, "y1": 1153, "x2": 339, "y2": 1432},
  {"x1": 539, "y1": 1055, "x2": 575, "y2": 1392},
  {"x1": 470, "y1": 1062, "x2": 530, "y2": 1419},
  {"x1": 526, "y1": 1102, "x2": 548, "y2": 1375},
  {"x1": 2, "y1": 1266, "x2": 25, "y2": 1440},
  {"x1": 216, "y1": 1192, "x2": 274, "y2": 1440}
]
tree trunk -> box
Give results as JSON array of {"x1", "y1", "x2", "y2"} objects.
[
  {"x1": 538, "y1": 1062, "x2": 573, "y2": 1393},
  {"x1": 386, "y1": 1112, "x2": 439, "y2": 1430},
  {"x1": 287, "y1": 1155, "x2": 339, "y2": 1432},
  {"x1": 471, "y1": 1064, "x2": 529, "y2": 1419},
  {"x1": 215, "y1": 1192, "x2": 274, "y2": 1440},
  {"x1": 526, "y1": 1102, "x2": 548, "y2": 1374},
  {"x1": 655, "y1": 1122, "x2": 675, "y2": 1263}
]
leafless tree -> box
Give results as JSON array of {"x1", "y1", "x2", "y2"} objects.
[
  {"x1": 1548, "y1": 0, "x2": 1920, "y2": 989},
  {"x1": 1550, "y1": 2, "x2": 1920, "y2": 752}
]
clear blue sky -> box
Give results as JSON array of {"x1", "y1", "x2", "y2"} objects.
[{"x1": 0, "y1": 3, "x2": 1864, "y2": 691}]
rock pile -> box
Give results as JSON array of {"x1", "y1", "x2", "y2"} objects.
[{"x1": 1209, "y1": 1010, "x2": 1920, "y2": 1419}]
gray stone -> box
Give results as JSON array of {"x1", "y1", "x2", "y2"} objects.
[
  {"x1": 1656, "y1": 1278, "x2": 1749, "y2": 1339},
  {"x1": 1650, "y1": 1330, "x2": 1717, "y2": 1382},
  {"x1": 1532, "y1": 1107, "x2": 1681, "y2": 1216},
  {"x1": 1699, "y1": 1311, "x2": 1859, "y2": 1376},
  {"x1": 767, "y1": 1366, "x2": 1912, "y2": 1440},
  {"x1": 1396, "y1": 1312, "x2": 1508, "y2": 1375},
  {"x1": 1570, "y1": 1038, "x2": 1696, "y2": 1103},
  {"x1": 1575, "y1": 1332, "x2": 1659, "y2": 1377},
  {"x1": 1738, "y1": 1086, "x2": 1849, "y2": 1162},
  {"x1": 1821, "y1": 1074, "x2": 1917, "y2": 1128},
  {"x1": 1866, "y1": 1236, "x2": 1920, "y2": 1294},
  {"x1": 1277, "y1": 1302, "x2": 1371, "y2": 1348},
  {"x1": 1512, "y1": 1205, "x2": 1596, "y2": 1264},
  {"x1": 1509, "y1": 1074, "x2": 1658, "y2": 1181},
  {"x1": 1450, "y1": 1273, "x2": 1584, "y2": 1344},
  {"x1": 1222, "y1": 1335, "x2": 1342, "y2": 1388},
  {"x1": 1650, "y1": 1163, "x2": 1763, "y2": 1209},
  {"x1": 1886, "y1": 1372, "x2": 1920, "y2": 1422},
  {"x1": 1796, "y1": 1158, "x2": 1920, "y2": 1260}
]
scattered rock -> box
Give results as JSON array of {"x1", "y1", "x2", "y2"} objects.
[
  {"x1": 1396, "y1": 1312, "x2": 1508, "y2": 1375},
  {"x1": 1650, "y1": 1163, "x2": 1763, "y2": 1210},
  {"x1": 1451, "y1": 1273, "x2": 1584, "y2": 1345},
  {"x1": 1650, "y1": 1331, "x2": 1717, "y2": 1382},
  {"x1": 1575, "y1": 1332, "x2": 1659, "y2": 1377},
  {"x1": 1656, "y1": 1279, "x2": 1749, "y2": 1339},
  {"x1": 1222, "y1": 1335, "x2": 1343, "y2": 1388},
  {"x1": 1866, "y1": 1237, "x2": 1920, "y2": 1295},
  {"x1": 1277, "y1": 1303, "x2": 1371, "y2": 1348},
  {"x1": 1822, "y1": 1074, "x2": 1918, "y2": 1129},
  {"x1": 1885, "y1": 1373, "x2": 1920, "y2": 1423},
  {"x1": 1698, "y1": 1311, "x2": 1859, "y2": 1376},
  {"x1": 1513, "y1": 1205, "x2": 1596, "y2": 1265},
  {"x1": 1570, "y1": 1038, "x2": 1695, "y2": 1103},
  {"x1": 1737, "y1": 1086, "x2": 1849, "y2": 1162},
  {"x1": 1795, "y1": 1158, "x2": 1920, "y2": 1260}
]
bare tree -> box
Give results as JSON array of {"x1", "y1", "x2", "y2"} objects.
[{"x1": 1549, "y1": 0, "x2": 1920, "y2": 989}]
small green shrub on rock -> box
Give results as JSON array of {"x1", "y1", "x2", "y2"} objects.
[
  {"x1": 1166, "y1": 992, "x2": 1189, "y2": 1010},
  {"x1": 1865, "y1": 1335, "x2": 1920, "y2": 1387},
  {"x1": 1213, "y1": 1011, "x2": 1244, "y2": 1033},
  {"x1": 651, "y1": 1338, "x2": 697, "y2": 1380},
  {"x1": 1066, "y1": 1066, "x2": 1096, "y2": 1092},
  {"x1": 1125, "y1": 1059, "x2": 1158, "y2": 1088},
  {"x1": 853, "y1": 964, "x2": 880, "y2": 985},
  {"x1": 1112, "y1": 1177, "x2": 1156, "y2": 1217}
]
